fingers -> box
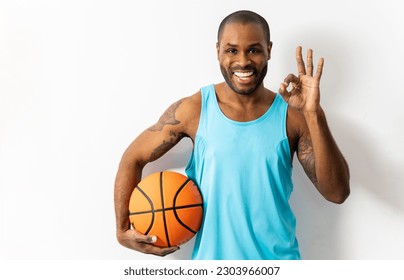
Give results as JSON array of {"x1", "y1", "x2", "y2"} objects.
[
  {"x1": 123, "y1": 229, "x2": 180, "y2": 257},
  {"x1": 279, "y1": 82, "x2": 287, "y2": 95},
  {"x1": 281, "y1": 74, "x2": 300, "y2": 100},
  {"x1": 306, "y1": 49, "x2": 313, "y2": 76},
  {"x1": 135, "y1": 232, "x2": 180, "y2": 256},
  {"x1": 133, "y1": 231, "x2": 157, "y2": 244},
  {"x1": 284, "y1": 73, "x2": 300, "y2": 86},
  {"x1": 144, "y1": 245, "x2": 180, "y2": 257},
  {"x1": 296, "y1": 46, "x2": 305, "y2": 76},
  {"x1": 314, "y1": 57, "x2": 324, "y2": 81},
  {"x1": 279, "y1": 82, "x2": 287, "y2": 93},
  {"x1": 296, "y1": 46, "x2": 324, "y2": 80}
]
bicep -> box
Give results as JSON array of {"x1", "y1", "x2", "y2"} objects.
[
  {"x1": 122, "y1": 128, "x2": 185, "y2": 168},
  {"x1": 120, "y1": 99, "x2": 189, "y2": 168}
]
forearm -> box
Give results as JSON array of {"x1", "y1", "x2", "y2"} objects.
[
  {"x1": 303, "y1": 108, "x2": 350, "y2": 203},
  {"x1": 114, "y1": 160, "x2": 143, "y2": 234}
]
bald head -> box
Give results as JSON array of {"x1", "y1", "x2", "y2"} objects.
[{"x1": 217, "y1": 10, "x2": 271, "y2": 43}]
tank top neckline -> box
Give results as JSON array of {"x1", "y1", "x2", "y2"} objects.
[{"x1": 210, "y1": 84, "x2": 280, "y2": 126}]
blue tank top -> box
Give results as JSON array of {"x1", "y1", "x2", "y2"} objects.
[{"x1": 185, "y1": 84, "x2": 300, "y2": 260}]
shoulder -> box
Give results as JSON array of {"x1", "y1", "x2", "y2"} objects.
[
  {"x1": 175, "y1": 91, "x2": 201, "y2": 121},
  {"x1": 169, "y1": 90, "x2": 201, "y2": 140}
]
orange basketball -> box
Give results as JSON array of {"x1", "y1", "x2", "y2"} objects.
[{"x1": 129, "y1": 171, "x2": 203, "y2": 247}]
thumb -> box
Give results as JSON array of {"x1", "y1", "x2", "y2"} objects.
[
  {"x1": 132, "y1": 229, "x2": 157, "y2": 244},
  {"x1": 279, "y1": 82, "x2": 289, "y2": 100}
]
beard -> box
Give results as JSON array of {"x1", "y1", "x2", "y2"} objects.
[{"x1": 220, "y1": 64, "x2": 268, "y2": 96}]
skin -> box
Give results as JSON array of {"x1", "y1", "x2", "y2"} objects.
[{"x1": 114, "y1": 21, "x2": 350, "y2": 257}]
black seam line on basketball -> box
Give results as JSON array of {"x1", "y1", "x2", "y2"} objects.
[
  {"x1": 172, "y1": 178, "x2": 191, "y2": 210},
  {"x1": 129, "y1": 203, "x2": 204, "y2": 215},
  {"x1": 160, "y1": 172, "x2": 171, "y2": 247},
  {"x1": 194, "y1": 182, "x2": 204, "y2": 210},
  {"x1": 173, "y1": 178, "x2": 199, "y2": 234},
  {"x1": 136, "y1": 185, "x2": 155, "y2": 235}
]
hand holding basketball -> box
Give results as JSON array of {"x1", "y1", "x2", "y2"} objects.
[
  {"x1": 116, "y1": 228, "x2": 179, "y2": 256},
  {"x1": 129, "y1": 171, "x2": 203, "y2": 248}
]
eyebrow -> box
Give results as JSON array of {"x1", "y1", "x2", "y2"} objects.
[{"x1": 224, "y1": 42, "x2": 264, "y2": 48}]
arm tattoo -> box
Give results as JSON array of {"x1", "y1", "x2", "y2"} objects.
[
  {"x1": 298, "y1": 134, "x2": 318, "y2": 186},
  {"x1": 149, "y1": 130, "x2": 185, "y2": 162},
  {"x1": 148, "y1": 100, "x2": 182, "y2": 132}
]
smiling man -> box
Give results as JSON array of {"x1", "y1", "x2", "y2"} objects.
[{"x1": 114, "y1": 10, "x2": 350, "y2": 260}]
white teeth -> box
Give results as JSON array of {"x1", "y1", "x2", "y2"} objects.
[{"x1": 234, "y1": 71, "x2": 253, "y2": 77}]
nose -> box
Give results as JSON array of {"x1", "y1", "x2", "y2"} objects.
[{"x1": 237, "y1": 52, "x2": 251, "y2": 67}]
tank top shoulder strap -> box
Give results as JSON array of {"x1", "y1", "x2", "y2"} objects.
[
  {"x1": 200, "y1": 84, "x2": 215, "y2": 109},
  {"x1": 196, "y1": 84, "x2": 216, "y2": 138},
  {"x1": 270, "y1": 93, "x2": 289, "y2": 140}
]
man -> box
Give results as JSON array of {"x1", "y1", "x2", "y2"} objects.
[{"x1": 114, "y1": 10, "x2": 350, "y2": 259}]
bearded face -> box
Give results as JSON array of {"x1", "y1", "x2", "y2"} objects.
[{"x1": 217, "y1": 22, "x2": 272, "y2": 96}]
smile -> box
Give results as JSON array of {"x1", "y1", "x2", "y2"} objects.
[{"x1": 233, "y1": 71, "x2": 254, "y2": 81}]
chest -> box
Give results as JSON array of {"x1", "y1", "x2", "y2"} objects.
[{"x1": 218, "y1": 102, "x2": 271, "y2": 122}]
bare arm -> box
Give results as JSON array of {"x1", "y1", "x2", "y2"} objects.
[
  {"x1": 295, "y1": 109, "x2": 350, "y2": 203},
  {"x1": 280, "y1": 47, "x2": 350, "y2": 203},
  {"x1": 114, "y1": 97, "x2": 196, "y2": 256}
]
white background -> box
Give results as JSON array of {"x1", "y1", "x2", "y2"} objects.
[{"x1": 1, "y1": 0, "x2": 403, "y2": 260}]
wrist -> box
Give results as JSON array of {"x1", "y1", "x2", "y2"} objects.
[
  {"x1": 303, "y1": 106, "x2": 325, "y2": 119},
  {"x1": 303, "y1": 107, "x2": 328, "y2": 133}
]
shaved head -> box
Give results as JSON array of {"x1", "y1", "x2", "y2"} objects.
[{"x1": 217, "y1": 10, "x2": 271, "y2": 43}]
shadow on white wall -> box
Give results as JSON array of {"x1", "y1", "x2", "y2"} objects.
[{"x1": 287, "y1": 24, "x2": 404, "y2": 259}]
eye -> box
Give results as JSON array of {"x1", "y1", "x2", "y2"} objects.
[
  {"x1": 249, "y1": 48, "x2": 261, "y2": 54},
  {"x1": 226, "y1": 48, "x2": 237, "y2": 54}
]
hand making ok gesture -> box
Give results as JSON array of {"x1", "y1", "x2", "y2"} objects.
[{"x1": 279, "y1": 46, "x2": 324, "y2": 113}]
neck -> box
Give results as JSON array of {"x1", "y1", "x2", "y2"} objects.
[
  {"x1": 213, "y1": 82, "x2": 276, "y2": 122},
  {"x1": 218, "y1": 82, "x2": 267, "y2": 105}
]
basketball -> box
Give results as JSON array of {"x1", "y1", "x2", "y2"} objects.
[{"x1": 129, "y1": 171, "x2": 203, "y2": 247}]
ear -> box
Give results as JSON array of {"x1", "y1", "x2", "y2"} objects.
[
  {"x1": 216, "y1": 42, "x2": 220, "y2": 60},
  {"x1": 267, "y1": 41, "x2": 273, "y2": 60}
]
